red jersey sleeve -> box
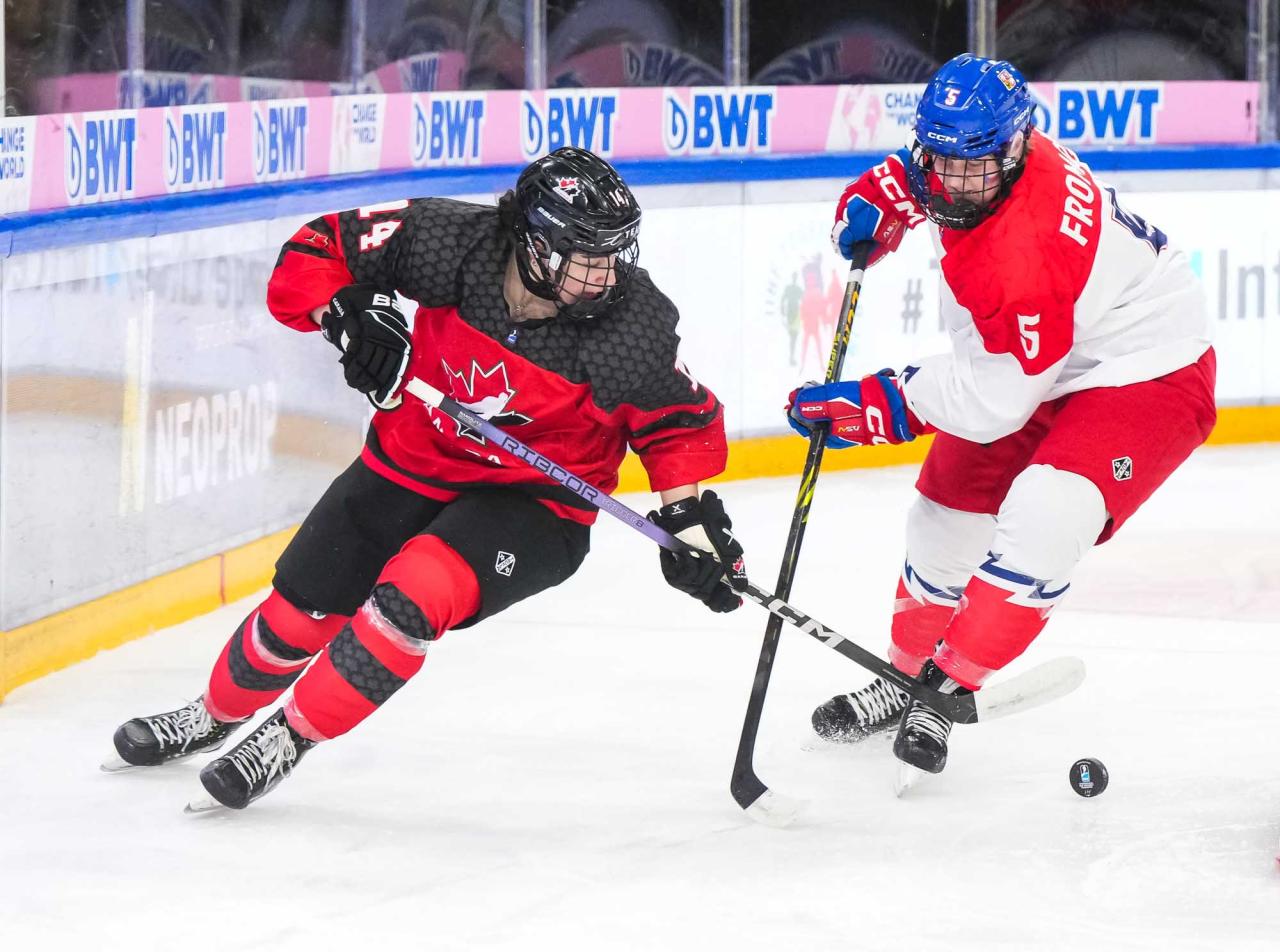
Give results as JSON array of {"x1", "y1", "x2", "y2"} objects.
[
  {"x1": 622, "y1": 361, "x2": 727, "y2": 492},
  {"x1": 266, "y1": 197, "x2": 490, "y2": 332},
  {"x1": 266, "y1": 213, "x2": 353, "y2": 331},
  {"x1": 971, "y1": 295, "x2": 1074, "y2": 375}
]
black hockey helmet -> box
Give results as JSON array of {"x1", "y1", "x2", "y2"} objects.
[{"x1": 508, "y1": 147, "x2": 641, "y2": 320}]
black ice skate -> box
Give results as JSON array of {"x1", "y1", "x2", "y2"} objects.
[
  {"x1": 811, "y1": 678, "x2": 909, "y2": 742},
  {"x1": 892, "y1": 661, "x2": 969, "y2": 795},
  {"x1": 104, "y1": 697, "x2": 245, "y2": 771},
  {"x1": 188, "y1": 710, "x2": 315, "y2": 812}
]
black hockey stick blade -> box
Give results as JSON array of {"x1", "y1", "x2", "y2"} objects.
[{"x1": 729, "y1": 245, "x2": 873, "y2": 824}]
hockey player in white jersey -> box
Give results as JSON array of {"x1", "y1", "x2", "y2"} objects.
[{"x1": 785, "y1": 54, "x2": 1216, "y2": 778}]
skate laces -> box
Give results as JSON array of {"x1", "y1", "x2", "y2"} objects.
[
  {"x1": 228, "y1": 721, "x2": 297, "y2": 788},
  {"x1": 903, "y1": 702, "x2": 952, "y2": 746},
  {"x1": 148, "y1": 700, "x2": 215, "y2": 749},
  {"x1": 847, "y1": 679, "x2": 908, "y2": 725}
]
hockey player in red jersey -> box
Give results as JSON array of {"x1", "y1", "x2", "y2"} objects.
[
  {"x1": 106, "y1": 147, "x2": 747, "y2": 810},
  {"x1": 786, "y1": 55, "x2": 1215, "y2": 778}
]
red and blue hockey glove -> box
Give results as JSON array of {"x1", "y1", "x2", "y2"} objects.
[
  {"x1": 832, "y1": 149, "x2": 925, "y2": 266},
  {"x1": 786, "y1": 369, "x2": 927, "y2": 448}
]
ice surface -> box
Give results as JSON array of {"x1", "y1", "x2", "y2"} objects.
[{"x1": 2, "y1": 445, "x2": 1278, "y2": 951}]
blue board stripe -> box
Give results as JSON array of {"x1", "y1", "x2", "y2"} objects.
[{"x1": 3, "y1": 146, "x2": 1279, "y2": 257}]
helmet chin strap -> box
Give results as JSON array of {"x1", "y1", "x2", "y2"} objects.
[{"x1": 505, "y1": 250, "x2": 558, "y2": 320}]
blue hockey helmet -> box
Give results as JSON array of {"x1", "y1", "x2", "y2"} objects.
[{"x1": 906, "y1": 54, "x2": 1035, "y2": 229}]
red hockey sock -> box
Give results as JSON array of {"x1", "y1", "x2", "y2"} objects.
[
  {"x1": 934, "y1": 571, "x2": 1063, "y2": 690},
  {"x1": 286, "y1": 535, "x2": 481, "y2": 741},
  {"x1": 203, "y1": 590, "x2": 348, "y2": 722},
  {"x1": 888, "y1": 575, "x2": 956, "y2": 677}
]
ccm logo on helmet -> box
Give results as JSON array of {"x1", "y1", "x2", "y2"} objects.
[{"x1": 925, "y1": 130, "x2": 959, "y2": 143}]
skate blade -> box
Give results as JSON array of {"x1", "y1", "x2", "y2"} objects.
[
  {"x1": 802, "y1": 729, "x2": 895, "y2": 753},
  {"x1": 100, "y1": 749, "x2": 205, "y2": 772},
  {"x1": 100, "y1": 753, "x2": 137, "y2": 773},
  {"x1": 893, "y1": 762, "x2": 927, "y2": 798},
  {"x1": 183, "y1": 795, "x2": 227, "y2": 815}
]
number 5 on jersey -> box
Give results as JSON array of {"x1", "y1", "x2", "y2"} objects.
[{"x1": 1017, "y1": 312, "x2": 1040, "y2": 360}]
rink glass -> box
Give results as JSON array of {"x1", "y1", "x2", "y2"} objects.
[{"x1": 0, "y1": 2, "x2": 1261, "y2": 117}]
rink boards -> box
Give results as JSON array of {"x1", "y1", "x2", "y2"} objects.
[{"x1": 3, "y1": 151, "x2": 1280, "y2": 698}]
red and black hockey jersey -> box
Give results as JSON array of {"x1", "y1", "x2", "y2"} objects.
[{"x1": 268, "y1": 197, "x2": 727, "y2": 525}]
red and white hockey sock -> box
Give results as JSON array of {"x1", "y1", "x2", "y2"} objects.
[
  {"x1": 888, "y1": 563, "x2": 960, "y2": 676},
  {"x1": 285, "y1": 535, "x2": 481, "y2": 742},
  {"x1": 932, "y1": 554, "x2": 1070, "y2": 690},
  {"x1": 204, "y1": 589, "x2": 348, "y2": 722}
]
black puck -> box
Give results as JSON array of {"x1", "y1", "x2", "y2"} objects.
[{"x1": 1069, "y1": 758, "x2": 1108, "y2": 797}]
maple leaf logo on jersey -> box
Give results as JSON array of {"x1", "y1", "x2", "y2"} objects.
[
  {"x1": 552, "y1": 176, "x2": 581, "y2": 202},
  {"x1": 440, "y1": 358, "x2": 533, "y2": 444}
]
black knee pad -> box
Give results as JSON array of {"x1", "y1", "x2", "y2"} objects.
[
  {"x1": 372, "y1": 583, "x2": 440, "y2": 644},
  {"x1": 271, "y1": 578, "x2": 333, "y2": 618}
]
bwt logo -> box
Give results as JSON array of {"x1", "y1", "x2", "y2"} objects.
[
  {"x1": 164, "y1": 107, "x2": 227, "y2": 191},
  {"x1": 122, "y1": 74, "x2": 213, "y2": 107},
  {"x1": 253, "y1": 103, "x2": 308, "y2": 181},
  {"x1": 521, "y1": 91, "x2": 618, "y2": 160},
  {"x1": 1040, "y1": 84, "x2": 1162, "y2": 145},
  {"x1": 65, "y1": 113, "x2": 137, "y2": 204},
  {"x1": 663, "y1": 88, "x2": 775, "y2": 155},
  {"x1": 412, "y1": 94, "x2": 486, "y2": 166},
  {"x1": 403, "y1": 54, "x2": 444, "y2": 92}
]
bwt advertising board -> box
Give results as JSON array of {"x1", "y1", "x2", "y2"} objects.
[{"x1": 0, "y1": 81, "x2": 1257, "y2": 217}]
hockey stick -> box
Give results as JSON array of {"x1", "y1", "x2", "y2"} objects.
[
  {"x1": 729, "y1": 245, "x2": 871, "y2": 826},
  {"x1": 400, "y1": 375, "x2": 1084, "y2": 728}
]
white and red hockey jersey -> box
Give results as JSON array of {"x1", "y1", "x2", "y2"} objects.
[{"x1": 902, "y1": 128, "x2": 1211, "y2": 444}]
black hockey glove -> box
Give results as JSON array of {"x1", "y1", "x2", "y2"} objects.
[
  {"x1": 321, "y1": 284, "x2": 412, "y2": 409},
  {"x1": 649, "y1": 490, "x2": 748, "y2": 614}
]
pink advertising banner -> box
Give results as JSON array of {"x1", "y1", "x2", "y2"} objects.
[{"x1": 0, "y1": 81, "x2": 1259, "y2": 218}]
